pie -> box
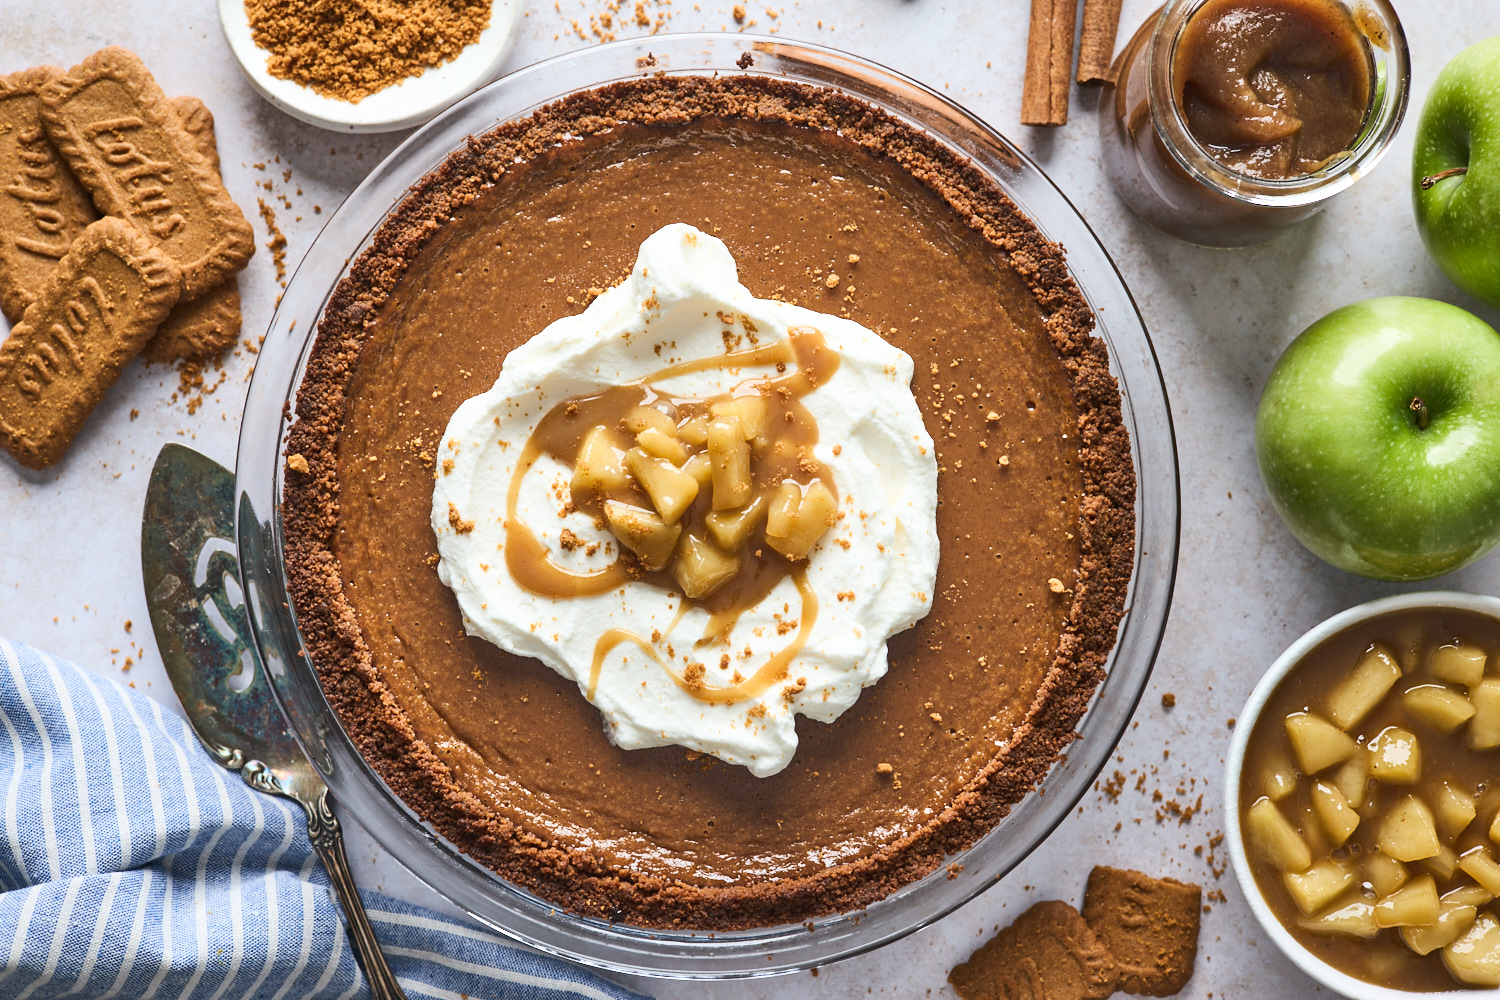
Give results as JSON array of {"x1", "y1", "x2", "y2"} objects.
[{"x1": 282, "y1": 74, "x2": 1136, "y2": 930}]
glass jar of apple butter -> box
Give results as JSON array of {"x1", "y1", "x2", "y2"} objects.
[{"x1": 1100, "y1": 0, "x2": 1408, "y2": 247}]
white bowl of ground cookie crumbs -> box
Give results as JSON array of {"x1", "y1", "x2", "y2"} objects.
[{"x1": 219, "y1": 0, "x2": 522, "y2": 132}]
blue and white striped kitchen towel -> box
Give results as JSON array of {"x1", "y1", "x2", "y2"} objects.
[{"x1": 0, "y1": 638, "x2": 650, "y2": 1000}]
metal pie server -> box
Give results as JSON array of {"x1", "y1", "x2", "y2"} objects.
[{"x1": 142, "y1": 442, "x2": 407, "y2": 1000}]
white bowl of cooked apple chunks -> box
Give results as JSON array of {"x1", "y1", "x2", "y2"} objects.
[{"x1": 1227, "y1": 592, "x2": 1500, "y2": 997}]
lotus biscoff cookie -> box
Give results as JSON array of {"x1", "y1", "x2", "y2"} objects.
[
  {"x1": 948, "y1": 900, "x2": 1120, "y2": 1000},
  {"x1": 0, "y1": 217, "x2": 179, "y2": 469},
  {"x1": 38, "y1": 47, "x2": 253, "y2": 301},
  {"x1": 1082, "y1": 866, "x2": 1201, "y2": 997},
  {"x1": 0, "y1": 66, "x2": 100, "y2": 324},
  {"x1": 141, "y1": 273, "x2": 240, "y2": 362},
  {"x1": 141, "y1": 94, "x2": 241, "y2": 361}
]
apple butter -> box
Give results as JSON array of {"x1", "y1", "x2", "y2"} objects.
[
  {"x1": 1098, "y1": 0, "x2": 1406, "y2": 246},
  {"x1": 281, "y1": 76, "x2": 1136, "y2": 929},
  {"x1": 1173, "y1": 0, "x2": 1374, "y2": 179}
]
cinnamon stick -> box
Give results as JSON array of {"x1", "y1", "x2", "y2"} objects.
[
  {"x1": 1077, "y1": 0, "x2": 1125, "y2": 85},
  {"x1": 1021, "y1": 0, "x2": 1078, "y2": 126}
]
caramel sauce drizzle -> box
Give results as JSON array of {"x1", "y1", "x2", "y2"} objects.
[
  {"x1": 503, "y1": 328, "x2": 840, "y2": 705},
  {"x1": 588, "y1": 569, "x2": 818, "y2": 704}
]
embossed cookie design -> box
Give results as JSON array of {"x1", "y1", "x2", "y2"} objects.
[
  {"x1": 0, "y1": 217, "x2": 179, "y2": 469},
  {"x1": 0, "y1": 66, "x2": 100, "y2": 324},
  {"x1": 949, "y1": 900, "x2": 1120, "y2": 1000},
  {"x1": 1082, "y1": 866, "x2": 1201, "y2": 996},
  {"x1": 141, "y1": 274, "x2": 240, "y2": 363},
  {"x1": 170, "y1": 95, "x2": 220, "y2": 175},
  {"x1": 38, "y1": 47, "x2": 253, "y2": 301},
  {"x1": 141, "y1": 95, "x2": 240, "y2": 361}
]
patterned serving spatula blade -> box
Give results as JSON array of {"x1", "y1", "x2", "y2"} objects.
[{"x1": 141, "y1": 442, "x2": 407, "y2": 1000}]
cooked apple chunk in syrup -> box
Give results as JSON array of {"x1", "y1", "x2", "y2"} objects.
[
  {"x1": 1472, "y1": 679, "x2": 1500, "y2": 749},
  {"x1": 1404, "y1": 685, "x2": 1477, "y2": 733},
  {"x1": 1329, "y1": 644, "x2": 1402, "y2": 729},
  {"x1": 1246, "y1": 797, "x2": 1311, "y2": 872},
  {"x1": 570, "y1": 426, "x2": 631, "y2": 497},
  {"x1": 1443, "y1": 913, "x2": 1500, "y2": 987},
  {"x1": 1286, "y1": 712, "x2": 1357, "y2": 773},
  {"x1": 604, "y1": 501, "x2": 681, "y2": 571},
  {"x1": 765, "y1": 479, "x2": 837, "y2": 561},
  {"x1": 1368, "y1": 726, "x2": 1423, "y2": 784}
]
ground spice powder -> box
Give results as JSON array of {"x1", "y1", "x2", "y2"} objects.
[{"x1": 244, "y1": 0, "x2": 492, "y2": 103}]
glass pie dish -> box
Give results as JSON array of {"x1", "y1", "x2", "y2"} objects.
[{"x1": 231, "y1": 33, "x2": 1180, "y2": 979}]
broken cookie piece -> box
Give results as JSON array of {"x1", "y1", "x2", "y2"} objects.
[
  {"x1": 140, "y1": 274, "x2": 241, "y2": 363},
  {"x1": 949, "y1": 900, "x2": 1119, "y2": 1000},
  {"x1": 1082, "y1": 865, "x2": 1201, "y2": 996}
]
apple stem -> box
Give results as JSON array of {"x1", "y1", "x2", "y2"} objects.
[
  {"x1": 1410, "y1": 397, "x2": 1430, "y2": 430},
  {"x1": 1421, "y1": 166, "x2": 1468, "y2": 190}
]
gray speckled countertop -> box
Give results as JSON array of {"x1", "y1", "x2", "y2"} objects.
[{"x1": 3, "y1": 1, "x2": 1499, "y2": 996}]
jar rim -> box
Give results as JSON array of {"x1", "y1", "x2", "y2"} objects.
[{"x1": 1144, "y1": 0, "x2": 1411, "y2": 209}]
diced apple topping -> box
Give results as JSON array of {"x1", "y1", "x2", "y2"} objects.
[
  {"x1": 1366, "y1": 853, "x2": 1409, "y2": 897},
  {"x1": 1329, "y1": 644, "x2": 1402, "y2": 729},
  {"x1": 636, "y1": 425, "x2": 687, "y2": 465},
  {"x1": 1311, "y1": 780, "x2": 1359, "y2": 846},
  {"x1": 1300, "y1": 900, "x2": 1379, "y2": 938},
  {"x1": 677, "y1": 415, "x2": 709, "y2": 445},
  {"x1": 1286, "y1": 860, "x2": 1355, "y2": 915},
  {"x1": 681, "y1": 452, "x2": 713, "y2": 490},
  {"x1": 1442, "y1": 912, "x2": 1500, "y2": 987},
  {"x1": 1432, "y1": 644, "x2": 1488, "y2": 687},
  {"x1": 1247, "y1": 797, "x2": 1312, "y2": 872},
  {"x1": 1458, "y1": 847, "x2": 1500, "y2": 896},
  {"x1": 1423, "y1": 845, "x2": 1460, "y2": 881},
  {"x1": 707, "y1": 415, "x2": 753, "y2": 509},
  {"x1": 765, "y1": 479, "x2": 837, "y2": 560},
  {"x1": 1367, "y1": 726, "x2": 1422, "y2": 784},
  {"x1": 1244, "y1": 626, "x2": 1500, "y2": 985},
  {"x1": 1333, "y1": 753, "x2": 1368, "y2": 809},
  {"x1": 1403, "y1": 684, "x2": 1476, "y2": 733},
  {"x1": 560, "y1": 344, "x2": 841, "y2": 605},
  {"x1": 1265, "y1": 761, "x2": 1298, "y2": 801},
  {"x1": 1378, "y1": 796, "x2": 1441, "y2": 862},
  {"x1": 571, "y1": 426, "x2": 631, "y2": 498},
  {"x1": 603, "y1": 501, "x2": 681, "y2": 572},
  {"x1": 1471, "y1": 678, "x2": 1500, "y2": 750},
  {"x1": 1375, "y1": 874, "x2": 1440, "y2": 928},
  {"x1": 706, "y1": 495, "x2": 767, "y2": 552},
  {"x1": 622, "y1": 405, "x2": 676, "y2": 438},
  {"x1": 1401, "y1": 903, "x2": 1478, "y2": 956},
  {"x1": 1285, "y1": 713, "x2": 1357, "y2": 774},
  {"x1": 1438, "y1": 782, "x2": 1478, "y2": 839},
  {"x1": 1451, "y1": 889, "x2": 1497, "y2": 913},
  {"x1": 673, "y1": 533, "x2": 740, "y2": 600},
  {"x1": 625, "y1": 448, "x2": 699, "y2": 525},
  {"x1": 711, "y1": 396, "x2": 769, "y2": 446}
]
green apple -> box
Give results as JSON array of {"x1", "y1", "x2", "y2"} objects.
[
  {"x1": 1413, "y1": 36, "x2": 1500, "y2": 308},
  {"x1": 1256, "y1": 297, "x2": 1500, "y2": 581}
]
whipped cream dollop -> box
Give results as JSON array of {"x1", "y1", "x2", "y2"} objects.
[{"x1": 432, "y1": 224, "x2": 938, "y2": 776}]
